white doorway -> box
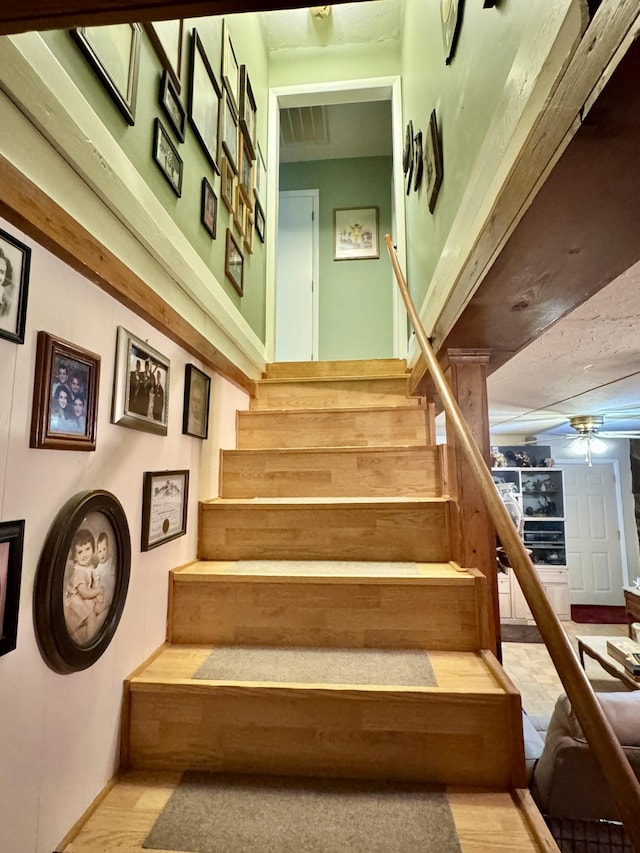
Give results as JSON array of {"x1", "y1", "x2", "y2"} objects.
[
  {"x1": 563, "y1": 461, "x2": 628, "y2": 605},
  {"x1": 275, "y1": 189, "x2": 319, "y2": 362}
]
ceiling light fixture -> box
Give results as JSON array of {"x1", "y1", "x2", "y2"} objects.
[{"x1": 567, "y1": 415, "x2": 607, "y2": 466}]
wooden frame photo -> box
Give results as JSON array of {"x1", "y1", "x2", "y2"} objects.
[
  {"x1": 243, "y1": 209, "x2": 254, "y2": 255},
  {"x1": 160, "y1": 69, "x2": 186, "y2": 142},
  {"x1": 221, "y1": 91, "x2": 239, "y2": 175},
  {"x1": 141, "y1": 470, "x2": 189, "y2": 551},
  {"x1": 425, "y1": 109, "x2": 444, "y2": 214},
  {"x1": 145, "y1": 19, "x2": 183, "y2": 92},
  {"x1": 221, "y1": 156, "x2": 235, "y2": 213},
  {"x1": 221, "y1": 19, "x2": 240, "y2": 113},
  {"x1": 233, "y1": 184, "x2": 246, "y2": 237},
  {"x1": 254, "y1": 201, "x2": 265, "y2": 243},
  {"x1": 201, "y1": 177, "x2": 218, "y2": 239},
  {"x1": 153, "y1": 118, "x2": 183, "y2": 196},
  {"x1": 0, "y1": 228, "x2": 31, "y2": 345},
  {"x1": 188, "y1": 28, "x2": 221, "y2": 174},
  {"x1": 112, "y1": 326, "x2": 170, "y2": 435},
  {"x1": 225, "y1": 228, "x2": 244, "y2": 296},
  {"x1": 333, "y1": 206, "x2": 380, "y2": 261},
  {"x1": 30, "y1": 331, "x2": 100, "y2": 451},
  {"x1": 71, "y1": 24, "x2": 141, "y2": 125},
  {"x1": 0, "y1": 520, "x2": 24, "y2": 658},
  {"x1": 238, "y1": 135, "x2": 254, "y2": 207},
  {"x1": 33, "y1": 490, "x2": 131, "y2": 674},
  {"x1": 238, "y1": 65, "x2": 257, "y2": 160},
  {"x1": 182, "y1": 364, "x2": 211, "y2": 439}
]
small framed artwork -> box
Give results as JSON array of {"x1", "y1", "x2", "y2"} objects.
[
  {"x1": 0, "y1": 520, "x2": 25, "y2": 658},
  {"x1": 141, "y1": 470, "x2": 189, "y2": 551},
  {"x1": 238, "y1": 65, "x2": 257, "y2": 160},
  {"x1": 221, "y1": 91, "x2": 239, "y2": 174},
  {"x1": 225, "y1": 229, "x2": 244, "y2": 296},
  {"x1": 221, "y1": 156, "x2": 235, "y2": 213},
  {"x1": 71, "y1": 24, "x2": 141, "y2": 125},
  {"x1": 333, "y1": 207, "x2": 379, "y2": 261},
  {"x1": 33, "y1": 490, "x2": 131, "y2": 674},
  {"x1": 221, "y1": 19, "x2": 240, "y2": 113},
  {"x1": 201, "y1": 177, "x2": 218, "y2": 239},
  {"x1": 413, "y1": 129, "x2": 424, "y2": 191},
  {"x1": 441, "y1": 0, "x2": 463, "y2": 65},
  {"x1": 145, "y1": 20, "x2": 183, "y2": 92},
  {"x1": 182, "y1": 364, "x2": 211, "y2": 439},
  {"x1": 0, "y1": 228, "x2": 31, "y2": 345},
  {"x1": 233, "y1": 185, "x2": 246, "y2": 237},
  {"x1": 425, "y1": 109, "x2": 444, "y2": 214},
  {"x1": 403, "y1": 119, "x2": 414, "y2": 176},
  {"x1": 254, "y1": 142, "x2": 266, "y2": 205},
  {"x1": 238, "y1": 135, "x2": 254, "y2": 207},
  {"x1": 254, "y1": 201, "x2": 265, "y2": 243},
  {"x1": 112, "y1": 326, "x2": 170, "y2": 435},
  {"x1": 188, "y1": 28, "x2": 221, "y2": 174},
  {"x1": 160, "y1": 69, "x2": 186, "y2": 142},
  {"x1": 30, "y1": 331, "x2": 100, "y2": 451},
  {"x1": 243, "y1": 210, "x2": 254, "y2": 254},
  {"x1": 153, "y1": 118, "x2": 183, "y2": 197}
]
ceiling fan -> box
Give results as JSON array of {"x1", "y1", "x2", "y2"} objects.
[{"x1": 562, "y1": 414, "x2": 640, "y2": 465}]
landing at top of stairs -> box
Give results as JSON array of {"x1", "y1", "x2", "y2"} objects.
[{"x1": 263, "y1": 358, "x2": 410, "y2": 379}]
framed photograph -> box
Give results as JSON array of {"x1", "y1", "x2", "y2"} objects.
[
  {"x1": 71, "y1": 24, "x2": 141, "y2": 125},
  {"x1": 221, "y1": 156, "x2": 235, "y2": 213},
  {"x1": 221, "y1": 19, "x2": 240, "y2": 113},
  {"x1": 238, "y1": 135, "x2": 254, "y2": 207},
  {"x1": 425, "y1": 109, "x2": 444, "y2": 214},
  {"x1": 182, "y1": 364, "x2": 211, "y2": 438},
  {"x1": 243, "y1": 210, "x2": 254, "y2": 254},
  {"x1": 145, "y1": 20, "x2": 183, "y2": 92},
  {"x1": 160, "y1": 69, "x2": 186, "y2": 142},
  {"x1": 141, "y1": 470, "x2": 189, "y2": 551},
  {"x1": 188, "y1": 28, "x2": 221, "y2": 174},
  {"x1": 254, "y1": 201, "x2": 265, "y2": 243},
  {"x1": 153, "y1": 118, "x2": 183, "y2": 196},
  {"x1": 254, "y1": 142, "x2": 266, "y2": 205},
  {"x1": 111, "y1": 326, "x2": 170, "y2": 435},
  {"x1": 225, "y1": 229, "x2": 244, "y2": 296},
  {"x1": 233, "y1": 184, "x2": 246, "y2": 237},
  {"x1": 403, "y1": 119, "x2": 414, "y2": 175},
  {"x1": 333, "y1": 207, "x2": 379, "y2": 261},
  {"x1": 201, "y1": 177, "x2": 217, "y2": 239},
  {"x1": 0, "y1": 520, "x2": 24, "y2": 658},
  {"x1": 441, "y1": 0, "x2": 463, "y2": 65},
  {"x1": 221, "y1": 91, "x2": 239, "y2": 174},
  {"x1": 33, "y1": 490, "x2": 131, "y2": 674},
  {"x1": 30, "y1": 331, "x2": 100, "y2": 451},
  {"x1": 0, "y1": 228, "x2": 31, "y2": 345},
  {"x1": 413, "y1": 129, "x2": 424, "y2": 191},
  {"x1": 238, "y1": 65, "x2": 257, "y2": 160}
]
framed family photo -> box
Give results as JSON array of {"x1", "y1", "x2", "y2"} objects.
[
  {"x1": 141, "y1": 470, "x2": 189, "y2": 551},
  {"x1": 182, "y1": 364, "x2": 211, "y2": 438},
  {"x1": 33, "y1": 490, "x2": 131, "y2": 674},
  {"x1": 153, "y1": 118, "x2": 183, "y2": 196},
  {"x1": 112, "y1": 326, "x2": 170, "y2": 435},
  {"x1": 0, "y1": 228, "x2": 31, "y2": 345},
  {"x1": 0, "y1": 520, "x2": 25, "y2": 658},
  {"x1": 30, "y1": 331, "x2": 100, "y2": 451},
  {"x1": 333, "y1": 207, "x2": 379, "y2": 261}
]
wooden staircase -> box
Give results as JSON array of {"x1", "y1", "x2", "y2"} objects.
[{"x1": 59, "y1": 359, "x2": 556, "y2": 852}]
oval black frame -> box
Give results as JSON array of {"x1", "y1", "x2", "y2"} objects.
[{"x1": 34, "y1": 490, "x2": 131, "y2": 674}]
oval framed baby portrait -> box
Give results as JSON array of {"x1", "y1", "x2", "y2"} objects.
[{"x1": 34, "y1": 490, "x2": 131, "y2": 674}]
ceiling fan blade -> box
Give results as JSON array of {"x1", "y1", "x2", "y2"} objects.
[{"x1": 599, "y1": 430, "x2": 640, "y2": 438}]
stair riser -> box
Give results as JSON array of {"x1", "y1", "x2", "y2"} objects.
[
  {"x1": 169, "y1": 577, "x2": 485, "y2": 649},
  {"x1": 198, "y1": 503, "x2": 452, "y2": 562},
  {"x1": 264, "y1": 358, "x2": 409, "y2": 379},
  {"x1": 251, "y1": 377, "x2": 417, "y2": 411},
  {"x1": 219, "y1": 447, "x2": 443, "y2": 499},
  {"x1": 236, "y1": 406, "x2": 434, "y2": 449},
  {"x1": 126, "y1": 684, "x2": 521, "y2": 788}
]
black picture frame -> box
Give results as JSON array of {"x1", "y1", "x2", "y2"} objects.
[
  {"x1": 254, "y1": 200, "x2": 265, "y2": 243},
  {"x1": 225, "y1": 228, "x2": 244, "y2": 296},
  {"x1": 403, "y1": 119, "x2": 414, "y2": 175},
  {"x1": 221, "y1": 19, "x2": 240, "y2": 114},
  {"x1": 145, "y1": 20, "x2": 183, "y2": 93},
  {"x1": 425, "y1": 109, "x2": 444, "y2": 214},
  {"x1": 141, "y1": 470, "x2": 189, "y2": 551},
  {"x1": 238, "y1": 65, "x2": 257, "y2": 160},
  {"x1": 153, "y1": 117, "x2": 183, "y2": 196},
  {"x1": 441, "y1": 0, "x2": 464, "y2": 65},
  {"x1": 201, "y1": 177, "x2": 218, "y2": 239},
  {"x1": 160, "y1": 69, "x2": 186, "y2": 143},
  {"x1": 413, "y1": 129, "x2": 424, "y2": 191},
  {"x1": 182, "y1": 364, "x2": 211, "y2": 439},
  {"x1": 221, "y1": 91, "x2": 239, "y2": 175},
  {"x1": 33, "y1": 490, "x2": 131, "y2": 674},
  {"x1": 30, "y1": 331, "x2": 100, "y2": 451},
  {"x1": 0, "y1": 520, "x2": 25, "y2": 658},
  {"x1": 111, "y1": 326, "x2": 170, "y2": 435},
  {"x1": 188, "y1": 28, "x2": 222, "y2": 174},
  {"x1": 71, "y1": 24, "x2": 141, "y2": 125},
  {"x1": 0, "y1": 228, "x2": 31, "y2": 345}
]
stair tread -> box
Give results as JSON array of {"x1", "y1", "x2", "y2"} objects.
[
  {"x1": 203, "y1": 495, "x2": 450, "y2": 506},
  {"x1": 223, "y1": 444, "x2": 435, "y2": 454},
  {"x1": 239, "y1": 403, "x2": 427, "y2": 415},
  {"x1": 61, "y1": 770, "x2": 552, "y2": 853},
  {"x1": 257, "y1": 374, "x2": 414, "y2": 384}
]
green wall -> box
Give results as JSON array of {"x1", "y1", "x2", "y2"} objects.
[
  {"x1": 41, "y1": 13, "x2": 268, "y2": 342},
  {"x1": 280, "y1": 156, "x2": 394, "y2": 360}
]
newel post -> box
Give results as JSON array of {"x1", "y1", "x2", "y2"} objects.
[{"x1": 441, "y1": 348, "x2": 499, "y2": 657}]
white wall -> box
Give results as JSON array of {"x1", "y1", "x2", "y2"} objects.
[{"x1": 0, "y1": 217, "x2": 248, "y2": 853}]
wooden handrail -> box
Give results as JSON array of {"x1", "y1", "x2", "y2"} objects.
[{"x1": 386, "y1": 234, "x2": 640, "y2": 849}]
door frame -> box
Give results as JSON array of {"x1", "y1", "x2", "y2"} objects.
[
  {"x1": 276, "y1": 189, "x2": 320, "y2": 361},
  {"x1": 265, "y1": 76, "x2": 407, "y2": 363}
]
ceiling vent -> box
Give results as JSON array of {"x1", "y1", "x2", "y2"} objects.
[{"x1": 280, "y1": 106, "x2": 329, "y2": 146}]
